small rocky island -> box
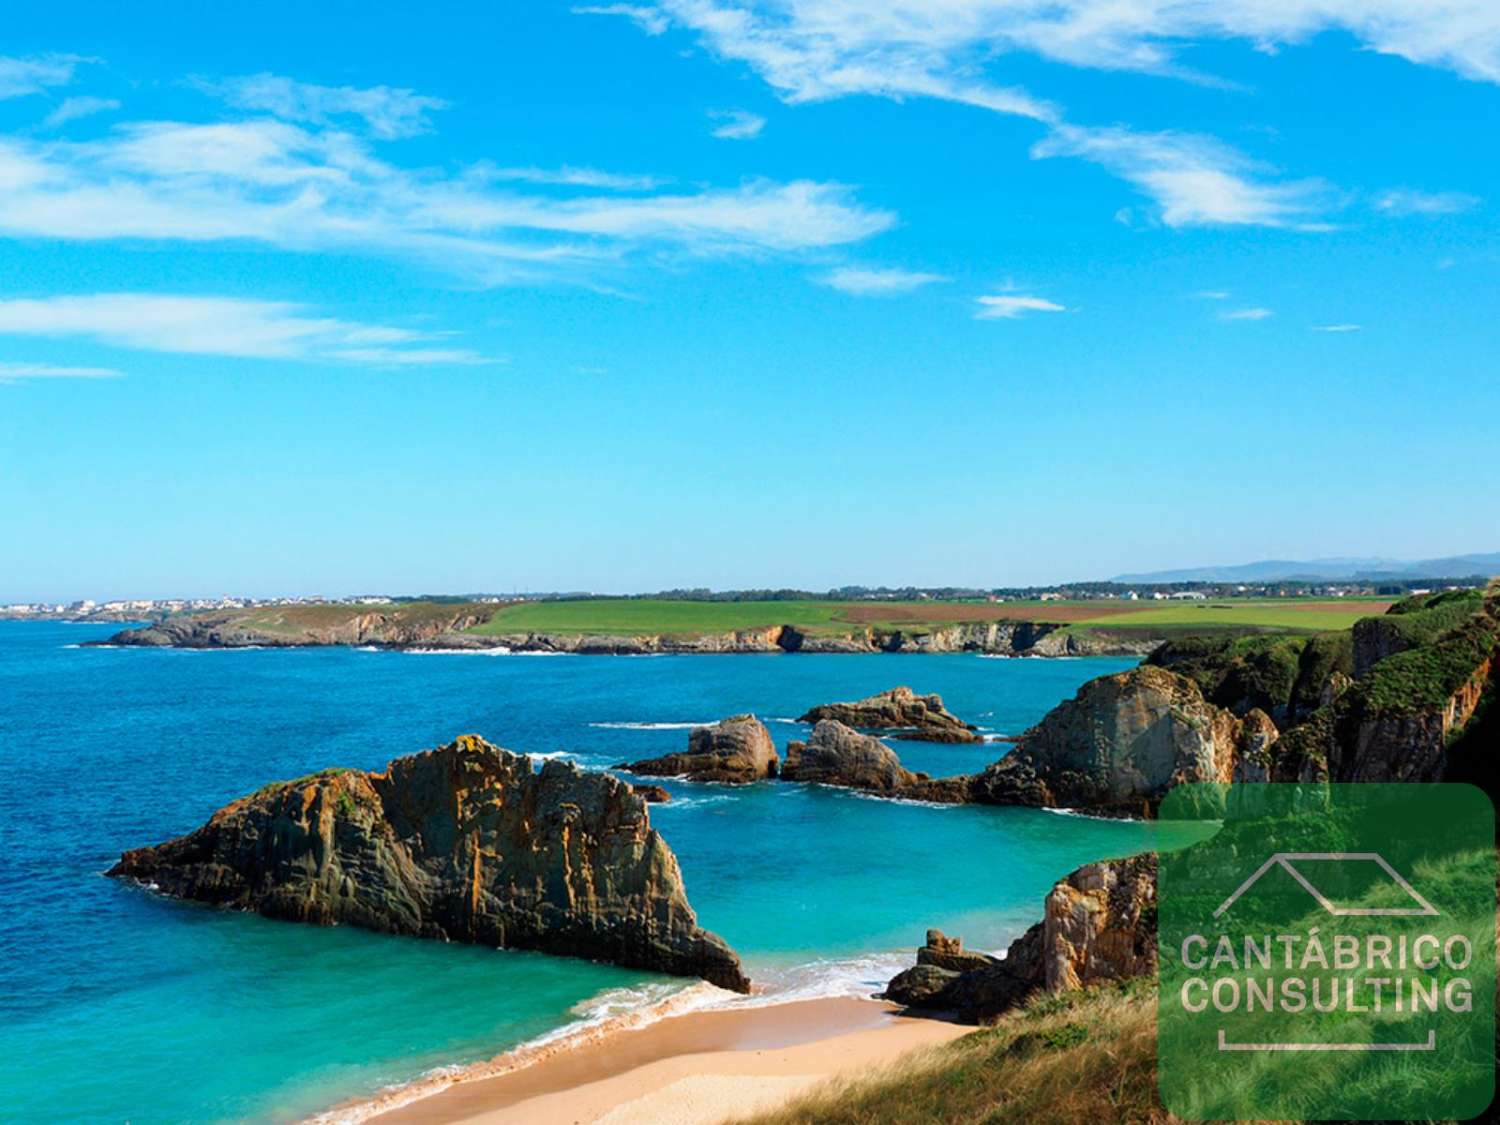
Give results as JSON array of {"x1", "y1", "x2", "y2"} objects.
[
  {"x1": 108, "y1": 735, "x2": 749, "y2": 992},
  {"x1": 798, "y1": 686, "x2": 982, "y2": 743},
  {"x1": 616, "y1": 714, "x2": 779, "y2": 783},
  {"x1": 781, "y1": 720, "x2": 930, "y2": 791}
]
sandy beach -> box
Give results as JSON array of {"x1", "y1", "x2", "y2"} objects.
[{"x1": 361, "y1": 997, "x2": 969, "y2": 1125}]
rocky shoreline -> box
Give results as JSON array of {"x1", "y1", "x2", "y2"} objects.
[{"x1": 96, "y1": 613, "x2": 1162, "y2": 657}]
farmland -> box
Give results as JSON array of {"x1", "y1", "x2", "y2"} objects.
[{"x1": 465, "y1": 596, "x2": 1393, "y2": 638}]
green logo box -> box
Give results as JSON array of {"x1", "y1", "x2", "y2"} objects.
[{"x1": 1158, "y1": 783, "x2": 1495, "y2": 1121}]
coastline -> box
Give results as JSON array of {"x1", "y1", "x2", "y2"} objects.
[{"x1": 328, "y1": 996, "x2": 967, "y2": 1125}]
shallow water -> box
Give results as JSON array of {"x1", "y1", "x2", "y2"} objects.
[{"x1": 0, "y1": 621, "x2": 1193, "y2": 1121}]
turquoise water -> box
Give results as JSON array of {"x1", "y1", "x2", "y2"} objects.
[{"x1": 0, "y1": 622, "x2": 1195, "y2": 1121}]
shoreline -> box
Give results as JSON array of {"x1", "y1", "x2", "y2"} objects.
[{"x1": 331, "y1": 995, "x2": 967, "y2": 1125}]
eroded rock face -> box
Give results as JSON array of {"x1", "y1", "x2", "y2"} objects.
[
  {"x1": 616, "y1": 715, "x2": 778, "y2": 783},
  {"x1": 970, "y1": 666, "x2": 1242, "y2": 814},
  {"x1": 798, "y1": 686, "x2": 981, "y2": 743},
  {"x1": 109, "y1": 735, "x2": 749, "y2": 992},
  {"x1": 883, "y1": 854, "x2": 1156, "y2": 1023},
  {"x1": 781, "y1": 720, "x2": 927, "y2": 791},
  {"x1": 1041, "y1": 853, "x2": 1157, "y2": 992}
]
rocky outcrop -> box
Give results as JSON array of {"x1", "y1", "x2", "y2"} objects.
[
  {"x1": 106, "y1": 603, "x2": 498, "y2": 649},
  {"x1": 965, "y1": 666, "x2": 1243, "y2": 814},
  {"x1": 616, "y1": 715, "x2": 778, "y2": 783},
  {"x1": 798, "y1": 686, "x2": 981, "y2": 743},
  {"x1": 634, "y1": 784, "x2": 672, "y2": 803},
  {"x1": 884, "y1": 854, "x2": 1157, "y2": 1023},
  {"x1": 781, "y1": 721, "x2": 928, "y2": 791},
  {"x1": 108, "y1": 735, "x2": 749, "y2": 992}
]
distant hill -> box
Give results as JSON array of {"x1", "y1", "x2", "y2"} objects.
[{"x1": 1112, "y1": 553, "x2": 1500, "y2": 584}]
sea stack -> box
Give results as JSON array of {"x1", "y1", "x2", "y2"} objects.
[
  {"x1": 797, "y1": 686, "x2": 982, "y2": 743},
  {"x1": 616, "y1": 714, "x2": 779, "y2": 783},
  {"x1": 108, "y1": 734, "x2": 750, "y2": 992}
]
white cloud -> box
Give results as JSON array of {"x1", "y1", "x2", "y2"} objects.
[
  {"x1": 573, "y1": 4, "x2": 670, "y2": 36},
  {"x1": 478, "y1": 164, "x2": 664, "y2": 190},
  {"x1": 43, "y1": 96, "x2": 121, "y2": 129},
  {"x1": 0, "y1": 55, "x2": 83, "y2": 100},
  {"x1": 975, "y1": 294, "x2": 1065, "y2": 319},
  {"x1": 0, "y1": 361, "x2": 121, "y2": 383},
  {"x1": 1195, "y1": 289, "x2": 1230, "y2": 299},
  {"x1": 590, "y1": 2, "x2": 1500, "y2": 231},
  {"x1": 819, "y1": 266, "x2": 945, "y2": 295},
  {"x1": 709, "y1": 109, "x2": 766, "y2": 139},
  {"x1": 1033, "y1": 125, "x2": 1334, "y2": 229},
  {"x1": 203, "y1": 73, "x2": 449, "y2": 140},
  {"x1": 0, "y1": 294, "x2": 494, "y2": 365},
  {"x1": 1221, "y1": 306, "x2": 1273, "y2": 320},
  {"x1": 0, "y1": 116, "x2": 893, "y2": 284},
  {"x1": 1374, "y1": 188, "x2": 1480, "y2": 216},
  {"x1": 622, "y1": 2, "x2": 1500, "y2": 87},
  {"x1": 1313, "y1": 323, "x2": 1362, "y2": 332}
]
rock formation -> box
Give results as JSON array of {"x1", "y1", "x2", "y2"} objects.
[
  {"x1": 884, "y1": 854, "x2": 1157, "y2": 1022},
  {"x1": 798, "y1": 686, "x2": 981, "y2": 743},
  {"x1": 616, "y1": 715, "x2": 778, "y2": 783},
  {"x1": 965, "y1": 666, "x2": 1243, "y2": 814},
  {"x1": 108, "y1": 735, "x2": 749, "y2": 992},
  {"x1": 781, "y1": 720, "x2": 928, "y2": 791},
  {"x1": 633, "y1": 784, "x2": 672, "y2": 803}
]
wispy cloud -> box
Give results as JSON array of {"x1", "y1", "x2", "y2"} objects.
[
  {"x1": 1034, "y1": 126, "x2": 1334, "y2": 230},
  {"x1": 0, "y1": 361, "x2": 122, "y2": 383},
  {"x1": 572, "y1": 4, "x2": 670, "y2": 36},
  {"x1": 201, "y1": 73, "x2": 449, "y2": 139},
  {"x1": 477, "y1": 164, "x2": 664, "y2": 190},
  {"x1": 1374, "y1": 188, "x2": 1480, "y2": 216},
  {"x1": 0, "y1": 55, "x2": 84, "y2": 100},
  {"x1": 709, "y1": 109, "x2": 765, "y2": 140},
  {"x1": 818, "y1": 266, "x2": 945, "y2": 296},
  {"x1": 1313, "y1": 323, "x2": 1362, "y2": 332},
  {"x1": 1194, "y1": 289, "x2": 1230, "y2": 300},
  {"x1": 0, "y1": 294, "x2": 494, "y2": 365},
  {"x1": 1220, "y1": 306, "x2": 1273, "y2": 321},
  {"x1": 607, "y1": 3, "x2": 1500, "y2": 88},
  {"x1": 975, "y1": 294, "x2": 1065, "y2": 319},
  {"x1": 0, "y1": 108, "x2": 893, "y2": 284},
  {"x1": 589, "y1": 2, "x2": 1500, "y2": 231},
  {"x1": 42, "y1": 96, "x2": 121, "y2": 129}
]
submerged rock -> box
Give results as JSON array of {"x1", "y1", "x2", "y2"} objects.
[
  {"x1": 616, "y1": 714, "x2": 778, "y2": 783},
  {"x1": 108, "y1": 734, "x2": 749, "y2": 992},
  {"x1": 798, "y1": 686, "x2": 981, "y2": 743},
  {"x1": 781, "y1": 720, "x2": 928, "y2": 791}
]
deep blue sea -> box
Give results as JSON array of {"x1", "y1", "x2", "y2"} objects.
[{"x1": 0, "y1": 621, "x2": 1200, "y2": 1122}]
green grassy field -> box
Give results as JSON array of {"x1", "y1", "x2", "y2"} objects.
[
  {"x1": 1069, "y1": 598, "x2": 1391, "y2": 633},
  {"x1": 463, "y1": 597, "x2": 1392, "y2": 638}
]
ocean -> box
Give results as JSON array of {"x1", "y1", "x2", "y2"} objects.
[{"x1": 0, "y1": 621, "x2": 1199, "y2": 1121}]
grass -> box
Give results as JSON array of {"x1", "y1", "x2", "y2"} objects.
[
  {"x1": 463, "y1": 598, "x2": 1391, "y2": 639},
  {"x1": 739, "y1": 980, "x2": 1179, "y2": 1125},
  {"x1": 1069, "y1": 599, "x2": 1389, "y2": 633}
]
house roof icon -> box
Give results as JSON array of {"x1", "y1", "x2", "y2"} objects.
[{"x1": 1213, "y1": 852, "x2": 1439, "y2": 919}]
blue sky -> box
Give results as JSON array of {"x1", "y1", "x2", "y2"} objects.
[{"x1": 2, "y1": 2, "x2": 1497, "y2": 599}]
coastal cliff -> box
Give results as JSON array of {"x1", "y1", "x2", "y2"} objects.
[
  {"x1": 108, "y1": 735, "x2": 750, "y2": 992},
  {"x1": 99, "y1": 608, "x2": 1158, "y2": 657},
  {"x1": 893, "y1": 585, "x2": 1500, "y2": 815}
]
